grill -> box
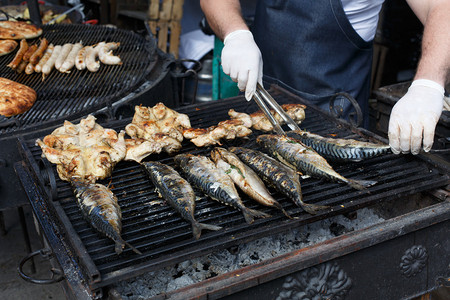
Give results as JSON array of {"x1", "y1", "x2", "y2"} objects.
[
  {"x1": 0, "y1": 23, "x2": 175, "y2": 210},
  {"x1": 0, "y1": 23, "x2": 157, "y2": 135},
  {"x1": 15, "y1": 86, "x2": 450, "y2": 299}
]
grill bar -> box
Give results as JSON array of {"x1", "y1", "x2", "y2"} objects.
[{"x1": 17, "y1": 86, "x2": 450, "y2": 290}]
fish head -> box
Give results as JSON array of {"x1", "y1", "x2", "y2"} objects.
[
  {"x1": 210, "y1": 147, "x2": 228, "y2": 163},
  {"x1": 141, "y1": 160, "x2": 158, "y2": 171},
  {"x1": 212, "y1": 147, "x2": 244, "y2": 168},
  {"x1": 288, "y1": 129, "x2": 307, "y2": 136},
  {"x1": 228, "y1": 147, "x2": 241, "y2": 154},
  {"x1": 173, "y1": 153, "x2": 193, "y2": 167},
  {"x1": 256, "y1": 134, "x2": 281, "y2": 148},
  {"x1": 70, "y1": 178, "x2": 90, "y2": 193}
]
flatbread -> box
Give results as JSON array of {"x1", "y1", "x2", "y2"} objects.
[
  {"x1": 0, "y1": 77, "x2": 37, "y2": 117},
  {"x1": 0, "y1": 40, "x2": 18, "y2": 56},
  {"x1": 0, "y1": 21, "x2": 43, "y2": 40}
]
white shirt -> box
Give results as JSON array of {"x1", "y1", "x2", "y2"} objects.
[{"x1": 341, "y1": 0, "x2": 385, "y2": 41}]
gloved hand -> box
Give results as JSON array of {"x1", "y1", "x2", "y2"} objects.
[
  {"x1": 222, "y1": 30, "x2": 263, "y2": 100},
  {"x1": 388, "y1": 79, "x2": 445, "y2": 155}
]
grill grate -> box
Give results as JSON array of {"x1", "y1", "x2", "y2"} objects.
[
  {"x1": 19, "y1": 87, "x2": 450, "y2": 289},
  {"x1": 0, "y1": 24, "x2": 157, "y2": 135}
]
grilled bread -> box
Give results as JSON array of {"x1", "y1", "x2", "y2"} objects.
[
  {"x1": 0, "y1": 40, "x2": 18, "y2": 56},
  {"x1": 0, "y1": 77, "x2": 37, "y2": 117},
  {"x1": 0, "y1": 21, "x2": 43, "y2": 40}
]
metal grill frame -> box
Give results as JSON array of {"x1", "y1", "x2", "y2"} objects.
[{"x1": 16, "y1": 85, "x2": 450, "y2": 298}]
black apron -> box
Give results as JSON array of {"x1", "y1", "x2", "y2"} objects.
[{"x1": 253, "y1": 0, "x2": 374, "y2": 128}]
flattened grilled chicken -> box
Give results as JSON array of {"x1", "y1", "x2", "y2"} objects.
[
  {"x1": 126, "y1": 103, "x2": 191, "y2": 142},
  {"x1": 124, "y1": 103, "x2": 191, "y2": 162},
  {"x1": 36, "y1": 115, "x2": 126, "y2": 182},
  {"x1": 229, "y1": 103, "x2": 306, "y2": 132}
]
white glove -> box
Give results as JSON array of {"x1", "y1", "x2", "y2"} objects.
[
  {"x1": 222, "y1": 30, "x2": 263, "y2": 100},
  {"x1": 388, "y1": 79, "x2": 445, "y2": 155}
]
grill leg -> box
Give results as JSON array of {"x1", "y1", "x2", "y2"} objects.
[
  {"x1": 18, "y1": 206, "x2": 36, "y2": 274},
  {"x1": 0, "y1": 211, "x2": 6, "y2": 236}
]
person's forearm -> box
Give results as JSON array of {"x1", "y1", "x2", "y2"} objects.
[
  {"x1": 200, "y1": 0, "x2": 249, "y2": 40},
  {"x1": 408, "y1": 0, "x2": 450, "y2": 86}
]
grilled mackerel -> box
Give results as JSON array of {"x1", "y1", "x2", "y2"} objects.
[
  {"x1": 229, "y1": 147, "x2": 328, "y2": 214},
  {"x1": 257, "y1": 134, "x2": 377, "y2": 190},
  {"x1": 174, "y1": 153, "x2": 270, "y2": 224},
  {"x1": 287, "y1": 129, "x2": 390, "y2": 162},
  {"x1": 71, "y1": 181, "x2": 141, "y2": 255},
  {"x1": 142, "y1": 161, "x2": 222, "y2": 239},
  {"x1": 211, "y1": 147, "x2": 292, "y2": 219}
]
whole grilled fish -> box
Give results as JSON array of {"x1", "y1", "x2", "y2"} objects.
[
  {"x1": 287, "y1": 129, "x2": 391, "y2": 162},
  {"x1": 256, "y1": 134, "x2": 377, "y2": 190},
  {"x1": 142, "y1": 161, "x2": 222, "y2": 239},
  {"x1": 174, "y1": 153, "x2": 270, "y2": 224},
  {"x1": 71, "y1": 181, "x2": 142, "y2": 255},
  {"x1": 211, "y1": 147, "x2": 293, "y2": 218},
  {"x1": 229, "y1": 147, "x2": 328, "y2": 214}
]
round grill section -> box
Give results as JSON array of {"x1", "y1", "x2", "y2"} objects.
[{"x1": 0, "y1": 24, "x2": 158, "y2": 135}]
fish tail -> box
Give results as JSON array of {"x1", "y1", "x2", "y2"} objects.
[
  {"x1": 301, "y1": 202, "x2": 329, "y2": 215},
  {"x1": 241, "y1": 207, "x2": 271, "y2": 224},
  {"x1": 122, "y1": 239, "x2": 142, "y2": 255},
  {"x1": 192, "y1": 222, "x2": 223, "y2": 240},
  {"x1": 292, "y1": 195, "x2": 329, "y2": 215},
  {"x1": 115, "y1": 240, "x2": 125, "y2": 255},
  {"x1": 272, "y1": 201, "x2": 295, "y2": 219},
  {"x1": 347, "y1": 179, "x2": 377, "y2": 190}
]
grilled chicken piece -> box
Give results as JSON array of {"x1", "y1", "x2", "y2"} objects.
[
  {"x1": 125, "y1": 134, "x2": 182, "y2": 163},
  {"x1": 123, "y1": 103, "x2": 191, "y2": 162},
  {"x1": 183, "y1": 119, "x2": 252, "y2": 147},
  {"x1": 228, "y1": 109, "x2": 252, "y2": 127},
  {"x1": 36, "y1": 115, "x2": 126, "y2": 183},
  {"x1": 126, "y1": 103, "x2": 191, "y2": 142},
  {"x1": 229, "y1": 103, "x2": 306, "y2": 132},
  {"x1": 183, "y1": 103, "x2": 305, "y2": 148}
]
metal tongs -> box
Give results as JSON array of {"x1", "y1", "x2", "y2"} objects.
[{"x1": 252, "y1": 83, "x2": 301, "y2": 135}]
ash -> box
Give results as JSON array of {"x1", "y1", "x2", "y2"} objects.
[{"x1": 112, "y1": 208, "x2": 384, "y2": 299}]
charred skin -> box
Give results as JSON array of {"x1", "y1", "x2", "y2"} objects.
[
  {"x1": 287, "y1": 130, "x2": 390, "y2": 162},
  {"x1": 229, "y1": 147, "x2": 328, "y2": 214},
  {"x1": 256, "y1": 135, "x2": 376, "y2": 190},
  {"x1": 71, "y1": 181, "x2": 141, "y2": 255},
  {"x1": 174, "y1": 154, "x2": 270, "y2": 224},
  {"x1": 142, "y1": 161, "x2": 221, "y2": 239}
]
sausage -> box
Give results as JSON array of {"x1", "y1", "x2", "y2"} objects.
[
  {"x1": 25, "y1": 62, "x2": 35, "y2": 74},
  {"x1": 85, "y1": 45, "x2": 101, "y2": 72},
  {"x1": 22, "y1": 44, "x2": 38, "y2": 62},
  {"x1": 16, "y1": 60, "x2": 27, "y2": 73},
  {"x1": 29, "y1": 38, "x2": 48, "y2": 65},
  {"x1": 34, "y1": 44, "x2": 54, "y2": 73},
  {"x1": 98, "y1": 42, "x2": 122, "y2": 65},
  {"x1": 55, "y1": 43, "x2": 73, "y2": 71},
  {"x1": 59, "y1": 42, "x2": 83, "y2": 73},
  {"x1": 7, "y1": 39, "x2": 28, "y2": 70},
  {"x1": 75, "y1": 46, "x2": 87, "y2": 70},
  {"x1": 42, "y1": 45, "x2": 62, "y2": 77}
]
